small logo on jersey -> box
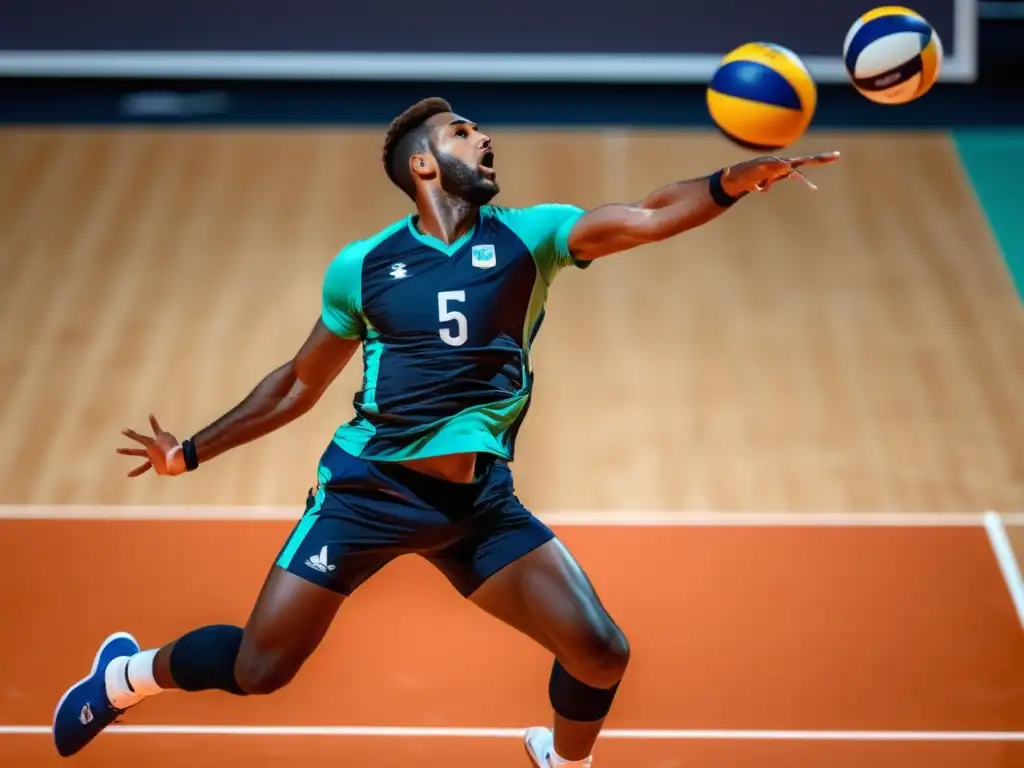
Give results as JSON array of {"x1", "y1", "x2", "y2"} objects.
[
  {"x1": 390, "y1": 262, "x2": 408, "y2": 279},
  {"x1": 305, "y1": 545, "x2": 336, "y2": 573},
  {"x1": 471, "y1": 244, "x2": 497, "y2": 269}
]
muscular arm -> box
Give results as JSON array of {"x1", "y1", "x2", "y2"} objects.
[
  {"x1": 121, "y1": 240, "x2": 371, "y2": 478},
  {"x1": 565, "y1": 151, "x2": 838, "y2": 263},
  {"x1": 189, "y1": 318, "x2": 359, "y2": 465},
  {"x1": 567, "y1": 173, "x2": 737, "y2": 263}
]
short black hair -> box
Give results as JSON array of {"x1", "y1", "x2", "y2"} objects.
[{"x1": 382, "y1": 97, "x2": 453, "y2": 198}]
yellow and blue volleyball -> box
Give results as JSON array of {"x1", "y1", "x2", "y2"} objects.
[
  {"x1": 843, "y1": 7, "x2": 944, "y2": 104},
  {"x1": 706, "y1": 42, "x2": 817, "y2": 151}
]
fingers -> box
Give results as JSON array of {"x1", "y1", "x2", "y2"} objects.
[
  {"x1": 749, "y1": 151, "x2": 837, "y2": 193},
  {"x1": 790, "y1": 169, "x2": 818, "y2": 190},
  {"x1": 121, "y1": 418, "x2": 174, "y2": 478},
  {"x1": 757, "y1": 157, "x2": 799, "y2": 179},
  {"x1": 122, "y1": 427, "x2": 153, "y2": 445},
  {"x1": 116, "y1": 447, "x2": 149, "y2": 458},
  {"x1": 127, "y1": 460, "x2": 153, "y2": 478},
  {"x1": 788, "y1": 151, "x2": 841, "y2": 167},
  {"x1": 755, "y1": 171, "x2": 791, "y2": 193}
]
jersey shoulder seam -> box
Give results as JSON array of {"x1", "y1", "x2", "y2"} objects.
[{"x1": 343, "y1": 216, "x2": 409, "y2": 260}]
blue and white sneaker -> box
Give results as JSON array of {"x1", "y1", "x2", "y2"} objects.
[{"x1": 52, "y1": 631, "x2": 140, "y2": 757}]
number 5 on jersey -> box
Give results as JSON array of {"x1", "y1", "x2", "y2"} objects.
[{"x1": 438, "y1": 290, "x2": 468, "y2": 347}]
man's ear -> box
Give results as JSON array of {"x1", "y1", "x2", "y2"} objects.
[{"x1": 411, "y1": 152, "x2": 437, "y2": 182}]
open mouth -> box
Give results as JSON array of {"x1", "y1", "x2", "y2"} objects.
[{"x1": 479, "y1": 150, "x2": 495, "y2": 172}]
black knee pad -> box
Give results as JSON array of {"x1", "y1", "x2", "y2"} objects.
[
  {"x1": 548, "y1": 660, "x2": 621, "y2": 722},
  {"x1": 168, "y1": 624, "x2": 249, "y2": 696}
]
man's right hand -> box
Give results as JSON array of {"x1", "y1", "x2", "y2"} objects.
[
  {"x1": 117, "y1": 414, "x2": 187, "y2": 477},
  {"x1": 721, "y1": 151, "x2": 841, "y2": 196}
]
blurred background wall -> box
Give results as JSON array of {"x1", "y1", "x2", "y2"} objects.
[{"x1": 0, "y1": 0, "x2": 1021, "y2": 127}]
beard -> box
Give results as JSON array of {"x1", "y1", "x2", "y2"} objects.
[{"x1": 435, "y1": 151, "x2": 499, "y2": 206}]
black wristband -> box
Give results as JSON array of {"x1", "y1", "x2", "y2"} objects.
[
  {"x1": 709, "y1": 169, "x2": 746, "y2": 207},
  {"x1": 181, "y1": 438, "x2": 199, "y2": 471}
]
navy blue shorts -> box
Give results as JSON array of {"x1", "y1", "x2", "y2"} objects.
[{"x1": 274, "y1": 443, "x2": 555, "y2": 597}]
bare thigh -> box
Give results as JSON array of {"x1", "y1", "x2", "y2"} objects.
[
  {"x1": 468, "y1": 538, "x2": 630, "y2": 689},
  {"x1": 233, "y1": 565, "x2": 346, "y2": 694}
]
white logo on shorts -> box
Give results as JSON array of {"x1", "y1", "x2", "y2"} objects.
[{"x1": 305, "y1": 545, "x2": 336, "y2": 572}]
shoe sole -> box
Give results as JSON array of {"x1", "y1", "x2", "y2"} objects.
[{"x1": 52, "y1": 632, "x2": 139, "y2": 747}]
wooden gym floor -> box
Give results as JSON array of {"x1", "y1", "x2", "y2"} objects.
[{"x1": 0, "y1": 127, "x2": 1021, "y2": 767}]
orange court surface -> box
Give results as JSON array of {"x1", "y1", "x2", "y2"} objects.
[{"x1": 0, "y1": 128, "x2": 1022, "y2": 767}]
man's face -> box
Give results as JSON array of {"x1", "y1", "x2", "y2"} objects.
[{"x1": 426, "y1": 113, "x2": 499, "y2": 205}]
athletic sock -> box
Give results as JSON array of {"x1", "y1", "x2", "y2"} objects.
[
  {"x1": 547, "y1": 750, "x2": 593, "y2": 767},
  {"x1": 105, "y1": 649, "x2": 163, "y2": 709},
  {"x1": 127, "y1": 649, "x2": 163, "y2": 696}
]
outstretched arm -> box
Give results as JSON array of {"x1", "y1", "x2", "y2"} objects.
[
  {"x1": 568, "y1": 152, "x2": 840, "y2": 262},
  {"x1": 118, "y1": 318, "x2": 360, "y2": 477}
]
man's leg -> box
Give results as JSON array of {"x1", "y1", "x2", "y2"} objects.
[
  {"x1": 467, "y1": 537, "x2": 629, "y2": 765},
  {"x1": 52, "y1": 486, "x2": 393, "y2": 758},
  {"x1": 424, "y1": 459, "x2": 628, "y2": 767},
  {"x1": 52, "y1": 562, "x2": 345, "y2": 757},
  {"x1": 148, "y1": 565, "x2": 344, "y2": 697}
]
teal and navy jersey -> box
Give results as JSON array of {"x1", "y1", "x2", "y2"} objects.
[{"x1": 321, "y1": 203, "x2": 589, "y2": 462}]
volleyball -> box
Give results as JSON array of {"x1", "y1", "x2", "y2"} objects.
[
  {"x1": 706, "y1": 42, "x2": 818, "y2": 151},
  {"x1": 843, "y1": 7, "x2": 944, "y2": 104}
]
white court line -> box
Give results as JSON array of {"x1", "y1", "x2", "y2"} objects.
[
  {"x1": 0, "y1": 505, "x2": 1019, "y2": 526},
  {"x1": 1, "y1": 725, "x2": 1022, "y2": 741},
  {"x1": 983, "y1": 510, "x2": 1024, "y2": 630}
]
